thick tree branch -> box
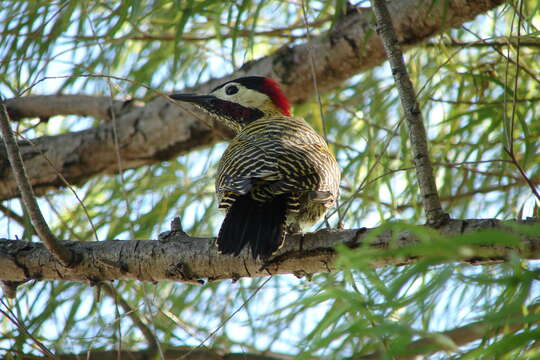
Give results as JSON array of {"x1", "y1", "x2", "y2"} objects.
[
  {"x1": 0, "y1": 219, "x2": 538, "y2": 283},
  {"x1": 371, "y1": 0, "x2": 448, "y2": 225},
  {"x1": 0, "y1": 103, "x2": 75, "y2": 267},
  {"x1": 0, "y1": 0, "x2": 505, "y2": 201},
  {"x1": 4, "y1": 95, "x2": 140, "y2": 122}
]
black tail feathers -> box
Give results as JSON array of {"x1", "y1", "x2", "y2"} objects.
[{"x1": 217, "y1": 194, "x2": 288, "y2": 259}]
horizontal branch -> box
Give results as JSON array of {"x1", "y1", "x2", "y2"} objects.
[
  {"x1": 4, "y1": 95, "x2": 141, "y2": 122},
  {"x1": 0, "y1": 0, "x2": 505, "y2": 201},
  {"x1": 424, "y1": 38, "x2": 540, "y2": 48},
  {"x1": 0, "y1": 219, "x2": 538, "y2": 283}
]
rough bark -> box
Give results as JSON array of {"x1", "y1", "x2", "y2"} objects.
[
  {"x1": 0, "y1": 219, "x2": 538, "y2": 283},
  {"x1": 0, "y1": 0, "x2": 505, "y2": 201},
  {"x1": 4, "y1": 95, "x2": 138, "y2": 122}
]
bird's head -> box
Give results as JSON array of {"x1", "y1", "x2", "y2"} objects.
[{"x1": 169, "y1": 76, "x2": 291, "y2": 133}]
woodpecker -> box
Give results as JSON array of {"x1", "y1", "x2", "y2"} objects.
[{"x1": 170, "y1": 76, "x2": 340, "y2": 259}]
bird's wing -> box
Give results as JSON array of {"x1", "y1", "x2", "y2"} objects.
[
  {"x1": 273, "y1": 142, "x2": 339, "y2": 195},
  {"x1": 216, "y1": 117, "x2": 339, "y2": 208},
  {"x1": 216, "y1": 136, "x2": 282, "y2": 203}
]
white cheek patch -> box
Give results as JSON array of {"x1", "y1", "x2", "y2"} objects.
[
  {"x1": 213, "y1": 84, "x2": 270, "y2": 109},
  {"x1": 235, "y1": 89, "x2": 269, "y2": 107}
]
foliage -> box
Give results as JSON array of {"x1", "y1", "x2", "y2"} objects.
[
  {"x1": 301, "y1": 222, "x2": 540, "y2": 358},
  {"x1": 0, "y1": 0, "x2": 539, "y2": 358}
]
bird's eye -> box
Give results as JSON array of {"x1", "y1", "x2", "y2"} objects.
[{"x1": 225, "y1": 85, "x2": 238, "y2": 95}]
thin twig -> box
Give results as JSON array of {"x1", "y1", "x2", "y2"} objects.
[
  {"x1": 509, "y1": 0, "x2": 523, "y2": 155},
  {"x1": 502, "y1": 2, "x2": 518, "y2": 153},
  {"x1": 462, "y1": 26, "x2": 540, "y2": 86},
  {"x1": 333, "y1": 118, "x2": 404, "y2": 225},
  {"x1": 0, "y1": 203, "x2": 25, "y2": 226},
  {"x1": 0, "y1": 16, "x2": 332, "y2": 43},
  {"x1": 497, "y1": 1, "x2": 540, "y2": 202},
  {"x1": 86, "y1": 8, "x2": 137, "y2": 240},
  {"x1": 300, "y1": 0, "x2": 339, "y2": 227},
  {"x1": 180, "y1": 277, "x2": 272, "y2": 360},
  {"x1": 0, "y1": 102, "x2": 75, "y2": 267},
  {"x1": 423, "y1": 38, "x2": 540, "y2": 48},
  {"x1": 429, "y1": 96, "x2": 540, "y2": 105},
  {"x1": 300, "y1": 0, "x2": 328, "y2": 142},
  {"x1": 504, "y1": 148, "x2": 540, "y2": 202},
  {"x1": 101, "y1": 283, "x2": 159, "y2": 350},
  {"x1": 0, "y1": 298, "x2": 56, "y2": 358},
  {"x1": 15, "y1": 132, "x2": 100, "y2": 242},
  {"x1": 139, "y1": 284, "x2": 166, "y2": 360},
  {"x1": 157, "y1": 308, "x2": 208, "y2": 343},
  {"x1": 43, "y1": 196, "x2": 85, "y2": 242},
  {"x1": 371, "y1": 0, "x2": 449, "y2": 226}
]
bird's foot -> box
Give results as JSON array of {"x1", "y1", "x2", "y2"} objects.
[{"x1": 286, "y1": 222, "x2": 302, "y2": 235}]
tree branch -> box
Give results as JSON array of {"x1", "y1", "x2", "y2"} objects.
[
  {"x1": 424, "y1": 38, "x2": 540, "y2": 48},
  {"x1": 4, "y1": 95, "x2": 140, "y2": 122},
  {"x1": 0, "y1": 219, "x2": 538, "y2": 283},
  {"x1": 371, "y1": 0, "x2": 448, "y2": 225},
  {"x1": 0, "y1": 103, "x2": 75, "y2": 267},
  {"x1": 0, "y1": 203, "x2": 24, "y2": 226},
  {"x1": 0, "y1": 0, "x2": 505, "y2": 201}
]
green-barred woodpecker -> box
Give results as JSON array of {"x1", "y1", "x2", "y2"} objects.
[{"x1": 169, "y1": 76, "x2": 340, "y2": 259}]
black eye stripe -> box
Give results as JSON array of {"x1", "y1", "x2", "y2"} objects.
[{"x1": 225, "y1": 85, "x2": 238, "y2": 95}]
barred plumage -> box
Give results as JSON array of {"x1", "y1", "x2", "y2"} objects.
[
  {"x1": 170, "y1": 76, "x2": 340, "y2": 259},
  {"x1": 216, "y1": 116, "x2": 339, "y2": 220}
]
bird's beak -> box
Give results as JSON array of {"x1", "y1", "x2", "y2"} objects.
[{"x1": 169, "y1": 93, "x2": 216, "y2": 105}]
